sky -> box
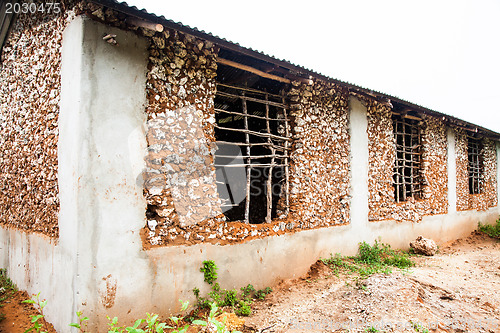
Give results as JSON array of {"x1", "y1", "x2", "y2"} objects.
[{"x1": 125, "y1": 0, "x2": 500, "y2": 133}]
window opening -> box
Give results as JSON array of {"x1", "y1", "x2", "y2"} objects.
[
  {"x1": 214, "y1": 83, "x2": 290, "y2": 224},
  {"x1": 393, "y1": 114, "x2": 423, "y2": 202},
  {"x1": 468, "y1": 136, "x2": 483, "y2": 194}
]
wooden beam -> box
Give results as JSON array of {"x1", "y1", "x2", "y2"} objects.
[
  {"x1": 125, "y1": 17, "x2": 164, "y2": 32},
  {"x1": 217, "y1": 58, "x2": 291, "y2": 84}
]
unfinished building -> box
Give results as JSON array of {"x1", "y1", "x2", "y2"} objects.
[{"x1": 0, "y1": 0, "x2": 499, "y2": 331}]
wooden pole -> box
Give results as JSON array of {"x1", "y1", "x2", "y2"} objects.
[
  {"x1": 242, "y1": 93, "x2": 251, "y2": 224},
  {"x1": 282, "y1": 93, "x2": 290, "y2": 215},
  {"x1": 265, "y1": 94, "x2": 274, "y2": 224}
]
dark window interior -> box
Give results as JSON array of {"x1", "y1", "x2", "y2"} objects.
[
  {"x1": 214, "y1": 49, "x2": 290, "y2": 224},
  {"x1": 392, "y1": 111, "x2": 423, "y2": 202},
  {"x1": 468, "y1": 136, "x2": 483, "y2": 195}
]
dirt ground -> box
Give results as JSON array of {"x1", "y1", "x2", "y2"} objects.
[
  {"x1": 245, "y1": 231, "x2": 500, "y2": 333},
  {"x1": 0, "y1": 289, "x2": 56, "y2": 333},
  {"x1": 0, "y1": 230, "x2": 498, "y2": 333}
]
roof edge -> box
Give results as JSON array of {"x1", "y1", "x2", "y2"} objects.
[{"x1": 90, "y1": 0, "x2": 500, "y2": 140}]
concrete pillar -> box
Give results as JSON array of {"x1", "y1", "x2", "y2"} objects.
[
  {"x1": 58, "y1": 16, "x2": 149, "y2": 330},
  {"x1": 348, "y1": 96, "x2": 369, "y2": 234},
  {"x1": 447, "y1": 128, "x2": 457, "y2": 213}
]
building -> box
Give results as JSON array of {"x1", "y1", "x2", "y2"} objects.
[{"x1": 0, "y1": 0, "x2": 499, "y2": 331}]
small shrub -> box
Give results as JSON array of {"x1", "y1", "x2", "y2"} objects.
[
  {"x1": 69, "y1": 311, "x2": 89, "y2": 332},
  {"x1": 255, "y1": 287, "x2": 272, "y2": 300},
  {"x1": 357, "y1": 241, "x2": 384, "y2": 264},
  {"x1": 478, "y1": 218, "x2": 500, "y2": 239},
  {"x1": 200, "y1": 260, "x2": 218, "y2": 285},
  {"x1": 240, "y1": 284, "x2": 255, "y2": 299},
  {"x1": 193, "y1": 261, "x2": 273, "y2": 317},
  {"x1": 221, "y1": 289, "x2": 238, "y2": 307},
  {"x1": 322, "y1": 241, "x2": 414, "y2": 278},
  {"x1": 234, "y1": 300, "x2": 252, "y2": 316},
  {"x1": 0, "y1": 269, "x2": 17, "y2": 323},
  {"x1": 22, "y1": 293, "x2": 48, "y2": 333}
]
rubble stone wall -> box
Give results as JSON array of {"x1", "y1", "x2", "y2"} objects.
[
  {"x1": 0, "y1": 2, "x2": 77, "y2": 237},
  {"x1": 366, "y1": 100, "x2": 448, "y2": 223},
  {"x1": 455, "y1": 131, "x2": 498, "y2": 211},
  {"x1": 143, "y1": 78, "x2": 352, "y2": 247},
  {"x1": 288, "y1": 80, "x2": 351, "y2": 228},
  {"x1": 141, "y1": 27, "x2": 224, "y2": 246}
]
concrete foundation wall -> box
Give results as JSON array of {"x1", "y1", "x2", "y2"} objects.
[{"x1": 0, "y1": 15, "x2": 499, "y2": 333}]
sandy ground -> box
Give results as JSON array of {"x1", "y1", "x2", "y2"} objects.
[{"x1": 245, "y1": 231, "x2": 500, "y2": 333}]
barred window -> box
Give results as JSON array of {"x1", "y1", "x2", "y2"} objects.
[
  {"x1": 468, "y1": 137, "x2": 483, "y2": 194},
  {"x1": 214, "y1": 83, "x2": 290, "y2": 224},
  {"x1": 392, "y1": 114, "x2": 423, "y2": 202}
]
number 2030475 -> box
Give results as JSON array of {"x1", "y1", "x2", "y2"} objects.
[{"x1": 5, "y1": 2, "x2": 61, "y2": 15}]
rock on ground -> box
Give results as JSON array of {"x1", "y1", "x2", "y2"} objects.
[{"x1": 410, "y1": 235, "x2": 438, "y2": 256}]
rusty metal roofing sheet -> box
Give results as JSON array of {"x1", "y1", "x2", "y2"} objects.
[{"x1": 0, "y1": 0, "x2": 18, "y2": 57}]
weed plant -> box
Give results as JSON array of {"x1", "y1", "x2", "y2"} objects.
[
  {"x1": 322, "y1": 240, "x2": 414, "y2": 277},
  {"x1": 0, "y1": 269, "x2": 17, "y2": 322},
  {"x1": 478, "y1": 217, "x2": 500, "y2": 239},
  {"x1": 193, "y1": 260, "x2": 272, "y2": 316}
]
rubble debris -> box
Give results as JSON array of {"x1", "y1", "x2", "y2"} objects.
[{"x1": 410, "y1": 236, "x2": 438, "y2": 256}]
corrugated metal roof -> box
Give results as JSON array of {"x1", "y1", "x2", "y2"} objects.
[
  {"x1": 0, "y1": 0, "x2": 18, "y2": 58},
  {"x1": 92, "y1": 0, "x2": 499, "y2": 138}
]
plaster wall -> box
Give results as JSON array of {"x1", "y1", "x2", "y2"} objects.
[
  {"x1": 447, "y1": 129, "x2": 457, "y2": 213},
  {"x1": 0, "y1": 229, "x2": 75, "y2": 331},
  {"x1": 57, "y1": 16, "x2": 152, "y2": 330},
  {"x1": 349, "y1": 96, "x2": 369, "y2": 234}
]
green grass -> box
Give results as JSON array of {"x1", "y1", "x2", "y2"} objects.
[
  {"x1": 0, "y1": 269, "x2": 18, "y2": 322},
  {"x1": 478, "y1": 217, "x2": 500, "y2": 239},
  {"x1": 322, "y1": 241, "x2": 414, "y2": 277}
]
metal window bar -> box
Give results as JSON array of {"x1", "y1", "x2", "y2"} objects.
[
  {"x1": 214, "y1": 84, "x2": 290, "y2": 224},
  {"x1": 468, "y1": 137, "x2": 482, "y2": 194},
  {"x1": 393, "y1": 116, "x2": 423, "y2": 203}
]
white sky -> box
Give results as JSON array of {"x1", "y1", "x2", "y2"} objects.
[{"x1": 126, "y1": 0, "x2": 500, "y2": 134}]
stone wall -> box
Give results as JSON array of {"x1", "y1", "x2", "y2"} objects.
[
  {"x1": 141, "y1": 27, "x2": 224, "y2": 246},
  {"x1": 288, "y1": 80, "x2": 351, "y2": 227},
  {"x1": 365, "y1": 99, "x2": 448, "y2": 223},
  {"x1": 0, "y1": 1, "x2": 78, "y2": 237},
  {"x1": 143, "y1": 78, "x2": 352, "y2": 247},
  {"x1": 455, "y1": 131, "x2": 498, "y2": 211}
]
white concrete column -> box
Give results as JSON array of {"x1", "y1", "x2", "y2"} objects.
[
  {"x1": 348, "y1": 96, "x2": 369, "y2": 233},
  {"x1": 58, "y1": 16, "x2": 149, "y2": 330},
  {"x1": 447, "y1": 128, "x2": 457, "y2": 213}
]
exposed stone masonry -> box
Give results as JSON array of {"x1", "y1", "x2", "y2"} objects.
[
  {"x1": 365, "y1": 99, "x2": 448, "y2": 223},
  {"x1": 0, "y1": 1, "x2": 78, "y2": 236},
  {"x1": 455, "y1": 131, "x2": 497, "y2": 211},
  {"x1": 143, "y1": 78, "x2": 353, "y2": 247},
  {"x1": 1, "y1": 0, "x2": 497, "y2": 245},
  {"x1": 141, "y1": 26, "x2": 224, "y2": 245},
  {"x1": 288, "y1": 80, "x2": 351, "y2": 228}
]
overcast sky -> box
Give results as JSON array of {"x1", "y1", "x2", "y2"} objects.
[{"x1": 126, "y1": 0, "x2": 500, "y2": 133}]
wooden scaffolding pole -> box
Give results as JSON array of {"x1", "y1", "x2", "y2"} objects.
[
  {"x1": 265, "y1": 94, "x2": 274, "y2": 224},
  {"x1": 242, "y1": 92, "x2": 251, "y2": 224},
  {"x1": 282, "y1": 93, "x2": 290, "y2": 215}
]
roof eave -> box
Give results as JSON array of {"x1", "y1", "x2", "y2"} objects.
[{"x1": 90, "y1": 0, "x2": 500, "y2": 140}]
